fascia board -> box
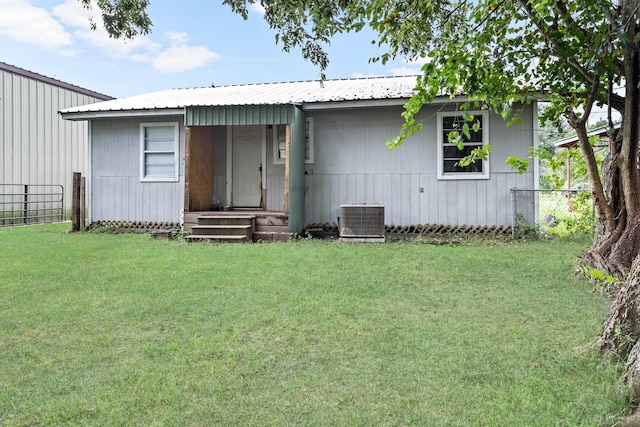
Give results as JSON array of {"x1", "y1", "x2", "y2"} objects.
[{"x1": 60, "y1": 109, "x2": 185, "y2": 121}]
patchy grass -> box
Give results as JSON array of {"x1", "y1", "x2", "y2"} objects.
[{"x1": 0, "y1": 224, "x2": 628, "y2": 426}]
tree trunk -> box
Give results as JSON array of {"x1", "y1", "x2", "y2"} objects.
[
  {"x1": 580, "y1": 16, "x2": 640, "y2": 388},
  {"x1": 597, "y1": 238, "x2": 640, "y2": 356}
]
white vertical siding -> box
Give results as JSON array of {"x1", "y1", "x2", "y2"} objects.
[
  {"x1": 90, "y1": 117, "x2": 185, "y2": 223},
  {"x1": 304, "y1": 104, "x2": 535, "y2": 227},
  {"x1": 0, "y1": 67, "x2": 108, "y2": 218}
]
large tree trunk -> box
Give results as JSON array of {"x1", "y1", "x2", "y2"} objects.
[
  {"x1": 583, "y1": 1, "x2": 640, "y2": 377},
  {"x1": 578, "y1": 13, "x2": 640, "y2": 391}
]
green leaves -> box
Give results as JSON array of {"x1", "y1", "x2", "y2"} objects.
[
  {"x1": 82, "y1": 0, "x2": 152, "y2": 39},
  {"x1": 506, "y1": 156, "x2": 530, "y2": 174},
  {"x1": 88, "y1": 0, "x2": 628, "y2": 168}
]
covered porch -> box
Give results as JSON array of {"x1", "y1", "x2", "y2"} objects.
[{"x1": 182, "y1": 104, "x2": 307, "y2": 241}]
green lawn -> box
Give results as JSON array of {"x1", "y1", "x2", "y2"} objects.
[{"x1": 0, "y1": 224, "x2": 628, "y2": 426}]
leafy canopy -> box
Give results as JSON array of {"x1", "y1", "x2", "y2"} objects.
[{"x1": 95, "y1": 0, "x2": 625, "y2": 151}]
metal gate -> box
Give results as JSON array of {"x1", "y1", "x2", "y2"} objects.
[{"x1": 0, "y1": 184, "x2": 64, "y2": 226}]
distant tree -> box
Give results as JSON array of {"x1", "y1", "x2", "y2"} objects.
[{"x1": 90, "y1": 0, "x2": 640, "y2": 392}]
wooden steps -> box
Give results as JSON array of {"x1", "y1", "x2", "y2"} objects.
[
  {"x1": 184, "y1": 212, "x2": 292, "y2": 243},
  {"x1": 185, "y1": 215, "x2": 254, "y2": 244}
]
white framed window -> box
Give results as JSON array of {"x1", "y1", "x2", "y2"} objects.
[
  {"x1": 437, "y1": 111, "x2": 490, "y2": 180},
  {"x1": 273, "y1": 117, "x2": 314, "y2": 164},
  {"x1": 140, "y1": 122, "x2": 179, "y2": 182}
]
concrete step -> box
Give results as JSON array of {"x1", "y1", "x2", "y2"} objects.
[
  {"x1": 184, "y1": 234, "x2": 249, "y2": 244},
  {"x1": 191, "y1": 224, "x2": 252, "y2": 237},
  {"x1": 253, "y1": 231, "x2": 293, "y2": 242},
  {"x1": 255, "y1": 215, "x2": 288, "y2": 227}
]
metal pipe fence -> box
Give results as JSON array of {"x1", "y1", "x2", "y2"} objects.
[
  {"x1": 510, "y1": 188, "x2": 593, "y2": 237},
  {"x1": 0, "y1": 184, "x2": 64, "y2": 226}
]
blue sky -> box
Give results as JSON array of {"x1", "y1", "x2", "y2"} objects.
[{"x1": 0, "y1": 0, "x2": 420, "y2": 98}]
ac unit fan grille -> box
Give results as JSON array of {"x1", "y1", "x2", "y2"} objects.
[{"x1": 340, "y1": 205, "x2": 385, "y2": 238}]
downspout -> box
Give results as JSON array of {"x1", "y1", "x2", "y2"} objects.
[
  {"x1": 288, "y1": 106, "x2": 306, "y2": 234},
  {"x1": 567, "y1": 154, "x2": 572, "y2": 211}
]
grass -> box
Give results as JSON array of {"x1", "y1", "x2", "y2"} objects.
[{"x1": 0, "y1": 224, "x2": 629, "y2": 426}]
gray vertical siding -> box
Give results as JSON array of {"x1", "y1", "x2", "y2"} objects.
[
  {"x1": 0, "y1": 66, "x2": 109, "y2": 218},
  {"x1": 303, "y1": 104, "x2": 535, "y2": 227},
  {"x1": 90, "y1": 117, "x2": 185, "y2": 223},
  {"x1": 265, "y1": 125, "x2": 285, "y2": 211},
  {"x1": 85, "y1": 102, "x2": 533, "y2": 227}
]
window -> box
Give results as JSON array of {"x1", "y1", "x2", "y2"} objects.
[
  {"x1": 140, "y1": 122, "x2": 179, "y2": 182},
  {"x1": 437, "y1": 111, "x2": 489, "y2": 180},
  {"x1": 273, "y1": 117, "x2": 313, "y2": 164}
]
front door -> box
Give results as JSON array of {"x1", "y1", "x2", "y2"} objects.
[{"x1": 232, "y1": 126, "x2": 263, "y2": 207}]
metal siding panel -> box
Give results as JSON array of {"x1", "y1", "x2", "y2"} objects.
[
  {"x1": 355, "y1": 174, "x2": 365, "y2": 203},
  {"x1": 329, "y1": 174, "x2": 340, "y2": 223},
  {"x1": 484, "y1": 179, "x2": 495, "y2": 225},
  {"x1": 338, "y1": 174, "x2": 349, "y2": 205},
  {"x1": 477, "y1": 180, "x2": 489, "y2": 225},
  {"x1": 43, "y1": 84, "x2": 53, "y2": 187},
  {"x1": 1, "y1": 70, "x2": 10, "y2": 183},
  {"x1": 309, "y1": 174, "x2": 322, "y2": 223},
  {"x1": 409, "y1": 174, "x2": 420, "y2": 225},
  {"x1": 436, "y1": 182, "x2": 447, "y2": 224},
  {"x1": 364, "y1": 174, "x2": 375, "y2": 206},
  {"x1": 496, "y1": 173, "x2": 510, "y2": 226},
  {"x1": 185, "y1": 105, "x2": 296, "y2": 126},
  {"x1": 14, "y1": 76, "x2": 23, "y2": 183},
  {"x1": 1, "y1": 68, "x2": 105, "y2": 218},
  {"x1": 0, "y1": 71, "x2": 3, "y2": 183},
  {"x1": 344, "y1": 173, "x2": 354, "y2": 203},
  {"x1": 466, "y1": 182, "x2": 478, "y2": 225}
]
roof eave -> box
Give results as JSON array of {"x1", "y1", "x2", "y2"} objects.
[
  {"x1": 301, "y1": 94, "x2": 473, "y2": 111},
  {"x1": 60, "y1": 108, "x2": 185, "y2": 121}
]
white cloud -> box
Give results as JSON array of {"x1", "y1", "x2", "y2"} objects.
[
  {"x1": 52, "y1": 0, "x2": 94, "y2": 28},
  {"x1": 405, "y1": 56, "x2": 431, "y2": 66},
  {"x1": 391, "y1": 66, "x2": 420, "y2": 76},
  {"x1": 0, "y1": 0, "x2": 72, "y2": 49},
  {"x1": 152, "y1": 32, "x2": 220, "y2": 73},
  {"x1": 351, "y1": 72, "x2": 380, "y2": 78},
  {"x1": 250, "y1": 2, "x2": 266, "y2": 15},
  {"x1": 53, "y1": 0, "x2": 159, "y2": 59},
  {"x1": 167, "y1": 31, "x2": 188, "y2": 45},
  {"x1": 1, "y1": 0, "x2": 220, "y2": 75}
]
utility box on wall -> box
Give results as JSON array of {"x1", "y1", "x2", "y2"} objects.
[{"x1": 339, "y1": 203, "x2": 385, "y2": 243}]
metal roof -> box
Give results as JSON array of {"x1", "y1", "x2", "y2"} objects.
[
  {"x1": 554, "y1": 123, "x2": 619, "y2": 148},
  {"x1": 0, "y1": 61, "x2": 113, "y2": 100},
  {"x1": 60, "y1": 75, "x2": 420, "y2": 117}
]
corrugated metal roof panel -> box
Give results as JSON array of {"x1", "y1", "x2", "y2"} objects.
[
  {"x1": 186, "y1": 105, "x2": 296, "y2": 126},
  {"x1": 60, "y1": 75, "x2": 420, "y2": 116}
]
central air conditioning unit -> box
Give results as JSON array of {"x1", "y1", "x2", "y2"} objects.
[{"x1": 339, "y1": 203, "x2": 385, "y2": 243}]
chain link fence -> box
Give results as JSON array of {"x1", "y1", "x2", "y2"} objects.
[{"x1": 511, "y1": 188, "x2": 593, "y2": 237}]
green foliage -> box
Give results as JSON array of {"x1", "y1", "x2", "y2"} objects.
[
  {"x1": 81, "y1": 0, "x2": 152, "y2": 39},
  {"x1": 578, "y1": 264, "x2": 624, "y2": 295},
  {"x1": 93, "y1": 0, "x2": 629, "y2": 171},
  {"x1": 546, "y1": 190, "x2": 596, "y2": 236}
]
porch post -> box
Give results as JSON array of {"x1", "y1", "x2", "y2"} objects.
[
  {"x1": 288, "y1": 107, "x2": 306, "y2": 234},
  {"x1": 184, "y1": 127, "x2": 192, "y2": 213}
]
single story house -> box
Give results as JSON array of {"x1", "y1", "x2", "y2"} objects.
[{"x1": 60, "y1": 76, "x2": 537, "y2": 239}]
